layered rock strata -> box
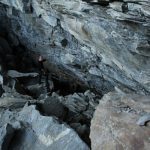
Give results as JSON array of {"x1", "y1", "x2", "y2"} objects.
[{"x1": 0, "y1": 0, "x2": 149, "y2": 95}]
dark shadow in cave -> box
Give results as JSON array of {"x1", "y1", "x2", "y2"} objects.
[
  {"x1": 0, "y1": 30, "x2": 97, "y2": 148},
  {"x1": 51, "y1": 76, "x2": 88, "y2": 96}
]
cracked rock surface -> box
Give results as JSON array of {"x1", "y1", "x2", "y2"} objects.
[
  {"x1": 0, "y1": 0, "x2": 150, "y2": 149},
  {"x1": 0, "y1": 105, "x2": 89, "y2": 150},
  {"x1": 0, "y1": 0, "x2": 149, "y2": 94},
  {"x1": 90, "y1": 92, "x2": 150, "y2": 150}
]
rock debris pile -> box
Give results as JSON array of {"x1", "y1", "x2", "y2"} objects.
[
  {"x1": 0, "y1": 0, "x2": 150, "y2": 149},
  {"x1": 0, "y1": 35, "x2": 98, "y2": 148}
]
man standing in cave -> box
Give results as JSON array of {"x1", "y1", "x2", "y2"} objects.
[{"x1": 38, "y1": 55, "x2": 52, "y2": 94}]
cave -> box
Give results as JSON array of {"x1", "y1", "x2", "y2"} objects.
[
  {"x1": 0, "y1": 1, "x2": 150, "y2": 150},
  {"x1": 0, "y1": 32, "x2": 97, "y2": 146}
]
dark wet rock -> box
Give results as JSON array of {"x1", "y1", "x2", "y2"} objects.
[
  {"x1": 7, "y1": 32, "x2": 19, "y2": 47},
  {"x1": 70, "y1": 122, "x2": 89, "y2": 140},
  {"x1": 37, "y1": 96, "x2": 67, "y2": 119},
  {"x1": 0, "y1": 124, "x2": 15, "y2": 150},
  {"x1": 62, "y1": 90, "x2": 99, "y2": 119},
  {"x1": 0, "y1": 85, "x2": 4, "y2": 97},
  {"x1": 26, "y1": 83, "x2": 48, "y2": 98},
  {"x1": 0, "y1": 36, "x2": 12, "y2": 54}
]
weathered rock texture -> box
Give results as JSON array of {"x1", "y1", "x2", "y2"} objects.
[
  {"x1": 0, "y1": 0, "x2": 149, "y2": 95},
  {"x1": 0, "y1": 1, "x2": 150, "y2": 149},
  {"x1": 90, "y1": 92, "x2": 150, "y2": 150},
  {"x1": 0, "y1": 105, "x2": 89, "y2": 150}
]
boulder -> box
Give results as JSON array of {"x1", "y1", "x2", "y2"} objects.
[
  {"x1": 37, "y1": 97, "x2": 67, "y2": 119},
  {"x1": 63, "y1": 91, "x2": 99, "y2": 119},
  {"x1": 90, "y1": 92, "x2": 150, "y2": 150},
  {"x1": 0, "y1": 105, "x2": 89, "y2": 150}
]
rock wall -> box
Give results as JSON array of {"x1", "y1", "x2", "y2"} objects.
[
  {"x1": 0, "y1": 1, "x2": 150, "y2": 149},
  {"x1": 90, "y1": 92, "x2": 150, "y2": 150},
  {"x1": 0, "y1": 0, "x2": 149, "y2": 95}
]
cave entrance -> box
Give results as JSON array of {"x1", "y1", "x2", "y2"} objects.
[{"x1": 51, "y1": 76, "x2": 87, "y2": 96}]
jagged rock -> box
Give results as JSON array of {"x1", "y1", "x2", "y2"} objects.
[
  {"x1": 0, "y1": 88, "x2": 35, "y2": 109},
  {"x1": 7, "y1": 70, "x2": 38, "y2": 78},
  {"x1": 90, "y1": 92, "x2": 150, "y2": 150},
  {"x1": 27, "y1": 83, "x2": 48, "y2": 98},
  {"x1": 0, "y1": 36, "x2": 12, "y2": 54},
  {"x1": 0, "y1": 105, "x2": 89, "y2": 150},
  {"x1": 70, "y1": 123, "x2": 88, "y2": 136},
  {"x1": 38, "y1": 96, "x2": 67, "y2": 119},
  {"x1": 0, "y1": 0, "x2": 150, "y2": 148},
  {"x1": 0, "y1": 0, "x2": 149, "y2": 95},
  {"x1": 0, "y1": 96, "x2": 35, "y2": 109},
  {"x1": 0, "y1": 124, "x2": 15, "y2": 150},
  {"x1": 63, "y1": 91, "x2": 99, "y2": 119},
  {"x1": 7, "y1": 32, "x2": 19, "y2": 47},
  {"x1": 15, "y1": 105, "x2": 89, "y2": 150}
]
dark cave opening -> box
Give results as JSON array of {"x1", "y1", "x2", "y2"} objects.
[
  {"x1": 51, "y1": 77, "x2": 88, "y2": 96},
  {"x1": 0, "y1": 22, "x2": 98, "y2": 148},
  {"x1": 0, "y1": 31, "x2": 88, "y2": 97}
]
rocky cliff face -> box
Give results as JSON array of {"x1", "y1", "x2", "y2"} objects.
[
  {"x1": 0, "y1": 0, "x2": 149, "y2": 95},
  {"x1": 0, "y1": 0, "x2": 150, "y2": 149}
]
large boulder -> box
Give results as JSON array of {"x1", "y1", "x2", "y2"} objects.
[
  {"x1": 62, "y1": 90, "x2": 99, "y2": 119},
  {"x1": 0, "y1": 105, "x2": 89, "y2": 150},
  {"x1": 90, "y1": 92, "x2": 150, "y2": 150}
]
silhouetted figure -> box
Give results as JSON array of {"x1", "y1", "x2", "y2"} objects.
[
  {"x1": 45, "y1": 69, "x2": 51, "y2": 94},
  {"x1": 30, "y1": 4, "x2": 34, "y2": 13},
  {"x1": 38, "y1": 55, "x2": 45, "y2": 84},
  {"x1": 122, "y1": 2, "x2": 128, "y2": 13},
  {"x1": 38, "y1": 56, "x2": 51, "y2": 94}
]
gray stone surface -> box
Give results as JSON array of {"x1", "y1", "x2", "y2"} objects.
[
  {"x1": 38, "y1": 96, "x2": 67, "y2": 119},
  {"x1": 60, "y1": 90, "x2": 99, "y2": 119},
  {"x1": 0, "y1": 105, "x2": 89, "y2": 150},
  {"x1": 0, "y1": 1, "x2": 150, "y2": 149},
  {"x1": 90, "y1": 92, "x2": 150, "y2": 150},
  {"x1": 0, "y1": 87, "x2": 34, "y2": 109},
  {"x1": 7, "y1": 70, "x2": 38, "y2": 78},
  {"x1": 0, "y1": 0, "x2": 149, "y2": 95}
]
